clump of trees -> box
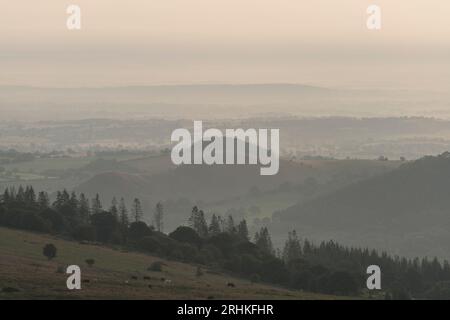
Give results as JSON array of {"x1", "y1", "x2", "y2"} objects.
[{"x1": 2, "y1": 185, "x2": 450, "y2": 299}]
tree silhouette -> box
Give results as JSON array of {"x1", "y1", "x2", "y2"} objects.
[
  {"x1": 131, "y1": 198, "x2": 143, "y2": 222},
  {"x1": 43, "y1": 243, "x2": 57, "y2": 260},
  {"x1": 153, "y1": 202, "x2": 164, "y2": 232}
]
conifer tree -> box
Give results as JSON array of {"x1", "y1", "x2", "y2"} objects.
[
  {"x1": 153, "y1": 201, "x2": 164, "y2": 232},
  {"x1": 282, "y1": 230, "x2": 302, "y2": 264},
  {"x1": 78, "y1": 193, "x2": 90, "y2": 223},
  {"x1": 37, "y1": 191, "x2": 50, "y2": 210},
  {"x1": 131, "y1": 198, "x2": 143, "y2": 222},
  {"x1": 225, "y1": 215, "x2": 236, "y2": 234},
  {"x1": 237, "y1": 219, "x2": 249, "y2": 240},
  {"x1": 110, "y1": 197, "x2": 119, "y2": 221},
  {"x1": 69, "y1": 192, "x2": 79, "y2": 210},
  {"x1": 119, "y1": 197, "x2": 129, "y2": 226},
  {"x1": 188, "y1": 206, "x2": 208, "y2": 237},
  {"x1": 208, "y1": 214, "x2": 221, "y2": 235},
  {"x1": 91, "y1": 193, "x2": 103, "y2": 215},
  {"x1": 24, "y1": 186, "x2": 36, "y2": 204},
  {"x1": 254, "y1": 227, "x2": 275, "y2": 256}
]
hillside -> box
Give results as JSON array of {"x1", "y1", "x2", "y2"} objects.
[
  {"x1": 75, "y1": 158, "x2": 400, "y2": 231},
  {"x1": 0, "y1": 227, "x2": 337, "y2": 300},
  {"x1": 274, "y1": 152, "x2": 450, "y2": 259}
]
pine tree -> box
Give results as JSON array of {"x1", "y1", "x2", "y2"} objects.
[
  {"x1": 62, "y1": 189, "x2": 70, "y2": 203},
  {"x1": 78, "y1": 193, "x2": 90, "y2": 223},
  {"x1": 153, "y1": 201, "x2": 164, "y2": 232},
  {"x1": 16, "y1": 185, "x2": 25, "y2": 202},
  {"x1": 197, "y1": 210, "x2": 208, "y2": 237},
  {"x1": 2, "y1": 188, "x2": 11, "y2": 204},
  {"x1": 131, "y1": 198, "x2": 143, "y2": 222},
  {"x1": 110, "y1": 197, "x2": 119, "y2": 221},
  {"x1": 53, "y1": 189, "x2": 70, "y2": 210},
  {"x1": 91, "y1": 193, "x2": 103, "y2": 215},
  {"x1": 24, "y1": 186, "x2": 36, "y2": 204},
  {"x1": 208, "y1": 214, "x2": 221, "y2": 235},
  {"x1": 9, "y1": 186, "x2": 16, "y2": 201},
  {"x1": 255, "y1": 227, "x2": 275, "y2": 256},
  {"x1": 217, "y1": 215, "x2": 225, "y2": 232},
  {"x1": 225, "y1": 215, "x2": 236, "y2": 234},
  {"x1": 69, "y1": 192, "x2": 79, "y2": 210},
  {"x1": 282, "y1": 230, "x2": 302, "y2": 264},
  {"x1": 188, "y1": 206, "x2": 208, "y2": 237},
  {"x1": 237, "y1": 219, "x2": 249, "y2": 240},
  {"x1": 188, "y1": 206, "x2": 199, "y2": 229},
  {"x1": 37, "y1": 191, "x2": 50, "y2": 210},
  {"x1": 119, "y1": 197, "x2": 129, "y2": 227}
]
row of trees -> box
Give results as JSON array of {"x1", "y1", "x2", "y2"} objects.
[
  {"x1": 2, "y1": 186, "x2": 450, "y2": 299},
  {"x1": 1, "y1": 186, "x2": 164, "y2": 232},
  {"x1": 188, "y1": 206, "x2": 274, "y2": 255}
]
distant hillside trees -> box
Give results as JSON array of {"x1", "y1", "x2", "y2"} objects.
[
  {"x1": 208, "y1": 214, "x2": 221, "y2": 235},
  {"x1": 237, "y1": 219, "x2": 249, "y2": 240},
  {"x1": 2, "y1": 185, "x2": 450, "y2": 299},
  {"x1": 110, "y1": 197, "x2": 119, "y2": 221},
  {"x1": 254, "y1": 227, "x2": 275, "y2": 256},
  {"x1": 118, "y1": 197, "x2": 129, "y2": 227},
  {"x1": 91, "y1": 193, "x2": 103, "y2": 215},
  {"x1": 153, "y1": 201, "x2": 164, "y2": 232},
  {"x1": 188, "y1": 206, "x2": 208, "y2": 237},
  {"x1": 131, "y1": 198, "x2": 143, "y2": 222},
  {"x1": 78, "y1": 193, "x2": 90, "y2": 223}
]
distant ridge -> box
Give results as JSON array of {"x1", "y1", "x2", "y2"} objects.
[
  {"x1": 275, "y1": 152, "x2": 450, "y2": 258},
  {"x1": 0, "y1": 83, "x2": 329, "y2": 91}
]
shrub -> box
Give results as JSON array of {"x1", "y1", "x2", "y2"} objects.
[
  {"x1": 148, "y1": 261, "x2": 165, "y2": 272},
  {"x1": 85, "y1": 259, "x2": 95, "y2": 267},
  {"x1": 43, "y1": 243, "x2": 57, "y2": 260}
]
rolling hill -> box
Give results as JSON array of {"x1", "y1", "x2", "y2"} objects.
[
  {"x1": 0, "y1": 227, "x2": 339, "y2": 300},
  {"x1": 273, "y1": 152, "x2": 450, "y2": 259},
  {"x1": 75, "y1": 156, "x2": 400, "y2": 231}
]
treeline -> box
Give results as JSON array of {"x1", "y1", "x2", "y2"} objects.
[{"x1": 1, "y1": 186, "x2": 450, "y2": 299}]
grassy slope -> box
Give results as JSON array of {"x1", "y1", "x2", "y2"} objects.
[{"x1": 0, "y1": 227, "x2": 341, "y2": 300}]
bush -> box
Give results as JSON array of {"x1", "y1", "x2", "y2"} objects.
[
  {"x1": 85, "y1": 259, "x2": 95, "y2": 267},
  {"x1": 148, "y1": 261, "x2": 165, "y2": 272},
  {"x1": 43, "y1": 243, "x2": 57, "y2": 260}
]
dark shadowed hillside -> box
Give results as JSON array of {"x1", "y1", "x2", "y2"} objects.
[
  {"x1": 274, "y1": 152, "x2": 450, "y2": 258},
  {"x1": 76, "y1": 172, "x2": 151, "y2": 202}
]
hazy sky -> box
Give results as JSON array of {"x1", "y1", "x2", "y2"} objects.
[{"x1": 1, "y1": 0, "x2": 449, "y2": 89}]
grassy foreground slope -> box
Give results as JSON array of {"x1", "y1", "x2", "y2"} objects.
[{"x1": 0, "y1": 227, "x2": 339, "y2": 300}]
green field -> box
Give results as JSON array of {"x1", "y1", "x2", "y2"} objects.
[
  {"x1": 1, "y1": 153, "x2": 145, "y2": 174},
  {"x1": 0, "y1": 227, "x2": 343, "y2": 300}
]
